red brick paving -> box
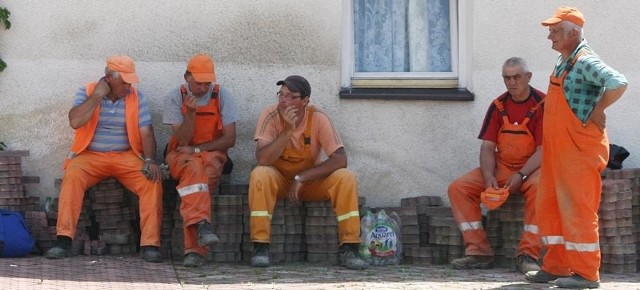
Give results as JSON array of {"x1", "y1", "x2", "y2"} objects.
[{"x1": 1, "y1": 255, "x2": 639, "y2": 289}]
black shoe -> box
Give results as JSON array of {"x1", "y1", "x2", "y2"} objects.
[
  {"x1": 183, "y1": 252, "x2": 205, "y2": 267},
  {"x1": 140, "y1": 246, "x2": 162, "y2": 263},
  {"x1": 525, "y1": 270, "x2": 566, "y2": 283},
  {"x1": 554, "y1": 274, "x2": 600, "y2": 289},
  {"x1": 339, "y1": 243, "x2": 369, "y2": 270},
  {"x1": 196, "y1": 220, "x2": 219, "y2": 246},
  {"x1": 250, "y1": 242, "x2": 270, "y2": 267},
  {"x1": 45, "y1": 236, "x2": 71, "y2": 259}
]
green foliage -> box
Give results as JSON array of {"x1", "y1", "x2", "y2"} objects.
[
  {"x1": 0, "y1": 7, "x2": 10, "y2": 29},
  {"x1": 0, "y1": 7, "x2": 10, "y2": 73},
  {"x1": 0, "y1": 141, "x2": 6, "y2": 151}
]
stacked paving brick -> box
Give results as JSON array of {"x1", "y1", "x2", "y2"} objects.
[
  {"x1": 0, "y1": 151, "x2": 40, "y2": 213},
  {"x1": 50, "y1": 178, "x2": 140, "y2": 256},
  {"x1": 305, "y1": 201, "x2": 339, "y2": 265},
  {"x1": 600, "y1": 169, "x2": 637, "y2": 274},
  {"x1": 401, "y1": 195, "x2": 458, "y2": 265},
  {"x1": 487, "y1": 193, "x2": 526, "y2": 270},
  {"x1": 209, "y1": 195, "x2": 245, "y2": 262},
  {"x1": 0, "y1": 150, "x2": 53, "y2": 251}
]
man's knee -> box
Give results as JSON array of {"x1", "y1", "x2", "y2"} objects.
[
  {"x1": 250, "y1": 166, "x2": 280, "y2": 182},
  {"x1": 328, "y1": 168, "x2": 357, "y2": 184}
]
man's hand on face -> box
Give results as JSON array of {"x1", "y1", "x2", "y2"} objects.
[
  {"x1": 184, "y1": 93, "x2": 199, "y2": 114},
  {"x1": 92, "y1": 78, "x2": 111, "y2": 99},
  {"x1": 278, "y1": 104, "x2": 298, "y2": 131}
]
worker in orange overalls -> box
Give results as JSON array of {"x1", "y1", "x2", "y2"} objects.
[
  {"x1": 46, "y1": 55, "x2": 164, "y2": 262},
  {"x1": 248, "y1": 75, "x2": 367, "y2": 270},
  {"x1": 448, "y1": 57, "x2": 544, "y2": 274},
  {"x1": 525, "y1": 7, "x2": 628, "y2": 289},
  {"x1": 163, "y1": 54, "x2": 239, "y2": 267}
]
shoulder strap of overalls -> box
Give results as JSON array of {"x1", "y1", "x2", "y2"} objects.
[
  {"x1": 303, "y1": 106, "x2": 315, "y2": 149},
  {"x1": 521, "y1": 97, "x2": 545, "y2": 126},
  {"x1": 560, "y1": 47, "x2": 593, "y2": 79},
  {"x1": 492, "y1": 98, "x2": 511, "y2": 124}
]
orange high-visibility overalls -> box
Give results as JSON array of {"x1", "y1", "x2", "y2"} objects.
[
  {"x1": 536, "y1": 49, "x2": 608, "y2": 282},
  {"x1": 165, "y1": 85, "x2": 227, "y2": 256},
  {"x1": 58, "y1": 82, "x2": 163, "y2": 247},
  {"x1": 249, "y1": 107, "x2": 361, "y2": 245},
  {"x1": 448, "y1": 97, "x2": 543, "y2": 259}
]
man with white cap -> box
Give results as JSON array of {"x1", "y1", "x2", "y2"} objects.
[
  {"x1": 47, "y1": 55, "x2": 164, "y2": 262},
  {"x1": 163, "y1": 53, "x2": 239, "y2": 267},
  {"x1": 525, "y1": 6, "x2": 628, "y2": 289}
]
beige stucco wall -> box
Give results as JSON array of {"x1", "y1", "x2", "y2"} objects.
[{"x1": 0, "y1": 0, "x2": 637, "y2": 207}]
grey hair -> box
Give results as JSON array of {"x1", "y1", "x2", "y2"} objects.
[
  {"x1": 104, "y1": 67, "x2": 121, "y2": 79},
  {"x1": 503, "y1": 57, "x2": 530, "y2": 73},
  {"x1": 560, "y1": 20, "x2": 584, "y2": 39}
]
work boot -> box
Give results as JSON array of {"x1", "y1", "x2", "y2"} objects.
[
  {"x1": 451, "y1": 255, "x2": 494, "y2": 269},
  {"x1": 45, "y1": 235, "x2": 72, "y2": 259},
  {"x1": 554, "y1": 274, "x2": 600, "y2": 289},
  {"x1": 140, "y1": 246, "x2": 162, "y2": 263},
  {"x1": 516, "y1": 255, "x2": 541, "y2": 274},
  {"x1": 196, "y1": 220, "x2": 219, "y2": 246},
  {"x1": 525, "y1": 270, "x2": 566, "y2": 283},
  {"x1": 183, "y1": 252, "x2": 205, "y2": 267},
  {"x1": 339, "y1": 243, "x2": 369, "y2": 270},
  {"x1": 250, "y1": 242, "x2": 270, "y2": 267}
]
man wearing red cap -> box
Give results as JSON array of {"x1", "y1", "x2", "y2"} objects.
[
  {"x1": 248, "y1": 75, "x2": 368, "y2": 270},
  {"x1": 448, "y1": 57, "x2": 544, "y2": 273},
  {"x1": 525, "y1": 7, "x2": 628, "y2": 289},
  {"x1": 46, "y1": 55, "x2": 164, "y2": 262},
  {"x1": 163, "y1": 53, "x2": 239, "y2": 267}
]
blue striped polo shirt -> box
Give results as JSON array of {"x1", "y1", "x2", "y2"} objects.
[{"x1": 72, "y1": 87, "x2": 152, "y2": 152}]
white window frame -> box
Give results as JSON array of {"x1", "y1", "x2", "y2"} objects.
[{"x1": 341, "y1": 0, "x2": 470, "y2": 89}]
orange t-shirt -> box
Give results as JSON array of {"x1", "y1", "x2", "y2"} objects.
[{"x1": 254, "y1": 104, "x2": 343, "y2": 164}]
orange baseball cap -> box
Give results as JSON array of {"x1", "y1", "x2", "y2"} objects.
[
  {"x1": 481, "y1": 187, "x2": 510, "y2": 210},
  {"x1": 187, "y1": 54, "x2": 216, "y2": 83},
  {"x1": 542, "y1": 6, "x2": 585, "y2": 27},
  {"x1": 106, "y1": 55, "x2": 139, "y2": 84}
]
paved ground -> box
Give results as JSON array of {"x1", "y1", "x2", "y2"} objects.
[{"x1": 1, "y1": 254, "x2": 640, "y2": 290}]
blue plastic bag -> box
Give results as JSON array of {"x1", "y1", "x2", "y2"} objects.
[{"x1": 0, "y1": 210, "x2": 35, "y2": 257}]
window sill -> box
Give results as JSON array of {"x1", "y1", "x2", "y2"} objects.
[{"x1": 339, "y1": 87, "x2": 474, "y2": 101}]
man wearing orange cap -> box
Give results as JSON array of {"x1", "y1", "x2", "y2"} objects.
[
  {"x1": 525, "y1": 7, "x2": 628, "y2": 289},
  {"x1": 248, "y1": 75, "x2": 368, "y2": 270},
  {"x1": 46, "y1": 55, "x2": 164, "y2": 262},
  {"x1": 163, "y1": 54, "x2": 239, "y2": 267},
  {"x1": 448, "y1": 57, "x2": 544, "y2": 273}
]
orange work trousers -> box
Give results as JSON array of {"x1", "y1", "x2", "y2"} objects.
[
  {"x1": 536, "y1": 73, "x2": 609, "y2": 282},
  {"x1": 448, "y1": 161, "x2": 541, "y2": 258},
  {"x1": 57, "y1": 150, "x2": 162, "y2": 247},
  {"x1": 249, "y1": 166, "x2": 361, "y2": 245},
  {"x1": 166, "y1": 150, "x2": 226, "y2": 255}
]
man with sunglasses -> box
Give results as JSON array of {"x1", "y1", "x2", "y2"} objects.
[
  {"x1": 448, "y1": 57, "x2": 545, "y2": 274},
  {"x1": 248, "y1": 75, "x2": 368, "y2": 270},
  {"x1": 163, "y1": 54, "x2": 239, "y2": 267}
]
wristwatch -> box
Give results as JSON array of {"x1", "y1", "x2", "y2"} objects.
[
  {"x1": 517, "y1": 171, "x2": 528, "y2": 182},
  {"x1": 194, "y1": 146, "x2": 201, "y2": 153},
  {"x1": 294, "y1": 175, "x2": 303, "y2": 183}
]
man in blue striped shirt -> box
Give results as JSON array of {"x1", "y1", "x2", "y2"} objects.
[{"x1": 46, "y1": 55, "x2": 164, "y2": 263}]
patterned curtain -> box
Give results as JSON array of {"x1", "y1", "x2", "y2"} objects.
[{"x1": 353, "y1": 0, "x2": 451, "y2": 73}]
